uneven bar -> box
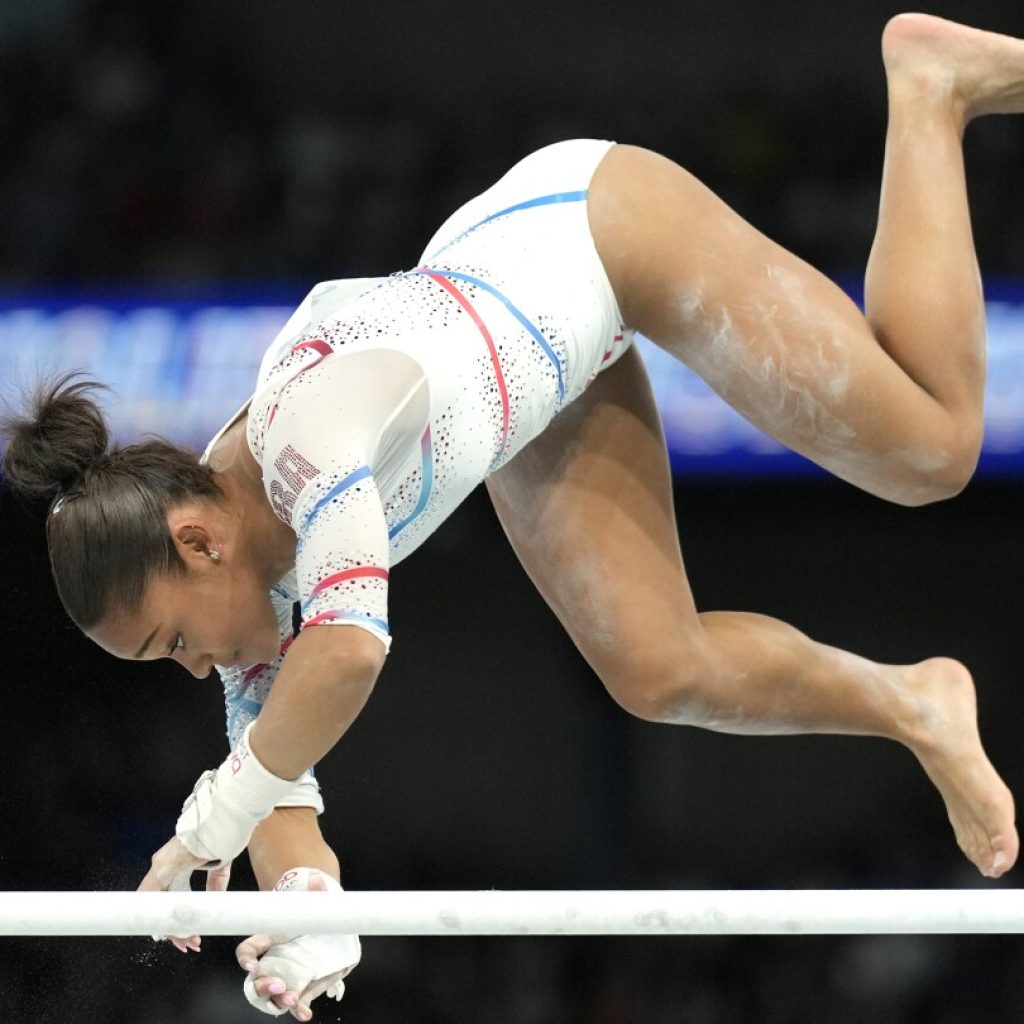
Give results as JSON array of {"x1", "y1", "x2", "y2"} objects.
[{"x1": 0, "y1": 890, "x2": 1020, "y2": 937}]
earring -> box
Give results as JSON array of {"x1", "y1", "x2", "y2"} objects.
[{"x1": 209, "y1": 549, "x2": 221, "y2": 562}]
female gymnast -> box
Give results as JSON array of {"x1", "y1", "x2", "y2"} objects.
[{"x1": 3, "y1": 13, "x2": 1024, "y2": 1020}]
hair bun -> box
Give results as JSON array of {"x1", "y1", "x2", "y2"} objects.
[{"x1": 1, "y1": 372, "x2": 111, "y2": 503}]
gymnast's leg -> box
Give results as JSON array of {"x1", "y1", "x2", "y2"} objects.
[
  {"x1": 588, "y1": 14, "x2": 1024, "y2": 505},
  {"x1": 486, "y1": 346, "x2": 1017, "y2": 877}
]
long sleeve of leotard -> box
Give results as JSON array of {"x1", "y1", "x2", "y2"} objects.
[{"x1": 249, "y1": 344, "x2": 430, "y2": 651}]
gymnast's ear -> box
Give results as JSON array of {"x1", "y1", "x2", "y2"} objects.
[{"x1": 166, "y1": 507, "x2": 220, "y2": 564}]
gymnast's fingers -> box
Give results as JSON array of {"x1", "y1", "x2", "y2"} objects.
[
  {"x1": 149, "y1": 859, "x2": 207, "y2": 950},
  {"x1": 243, "y1": 970, "x2": 305, "y2": 1016},
  {"x1": 138, "y1": 836, "x2": 207, "y2": 892},
  {"x1": 206, "y1": 861, "x2": 232, "y2": 892},
  {"x1": 237, "y1": 932, "x2": 276, "y2": 971}
]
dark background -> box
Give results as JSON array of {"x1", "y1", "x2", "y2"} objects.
[{"x1": 2, "y1": 0, "x2": 1024, "y2": 1021}]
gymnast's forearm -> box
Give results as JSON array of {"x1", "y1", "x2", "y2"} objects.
[
  {"x1": 248, "y1": 625, "x2": 386, "y2": 781},
  {"x1": 248, "y1": 807, "x2": 341, "y2": 890}
]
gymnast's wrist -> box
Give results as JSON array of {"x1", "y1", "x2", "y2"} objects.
[
  {"x1": 175, "y1": 723, "x2": 303, "y2": 865},
  {"x1": 218, "y1": 722, "x2": 301, "y2": 819}
]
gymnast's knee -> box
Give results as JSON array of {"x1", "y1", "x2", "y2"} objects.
[
  {"x1": 883, "y1": 433, "x2": 980, "y2": 507},
  {"x1": 602, "y1": 653, "x2": 718, "y2": 725}
]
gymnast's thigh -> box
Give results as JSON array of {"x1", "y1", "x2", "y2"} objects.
[{"x1": 485, "y1": 345, "x2": 702, "y2": 685}]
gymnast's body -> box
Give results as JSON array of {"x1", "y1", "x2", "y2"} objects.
[{"x1": 4, "y1": 14, "x2": 1024, "y2": 1020}]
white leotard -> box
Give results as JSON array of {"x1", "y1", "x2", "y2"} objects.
[{"x1": 213, "y1": 140, "x2": 632, "y2": 807}]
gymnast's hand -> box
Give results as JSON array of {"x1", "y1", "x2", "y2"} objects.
[
  {"x1": 167, "y1": 723, "x2": 308, "y2": 870},
  {"x1": 237, "y1": 868, "x2": 361, "y2": 1020},
  {"x1": 138, "y1": 837, "x2": 233, "y2": 952}
]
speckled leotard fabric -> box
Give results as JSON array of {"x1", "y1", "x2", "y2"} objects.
[{"x1": 212, "y1": 140, "x2": 632, "y2": 801}]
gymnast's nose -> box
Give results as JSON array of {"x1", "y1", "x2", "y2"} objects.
[{"x1": 173, "y1": 649, "x2": 214, "y2": 679}]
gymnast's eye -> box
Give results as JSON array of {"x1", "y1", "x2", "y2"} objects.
[{"x1": 168, "y1": 634, "x2": 184, "y2": 655}]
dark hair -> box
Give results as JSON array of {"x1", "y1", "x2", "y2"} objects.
[{"x1": 1, "y1": 372, "x2": 222, "y2": 630}]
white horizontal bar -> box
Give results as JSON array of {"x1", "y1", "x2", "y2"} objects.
[{"x1": 0, "y1": 890, "x2": 1021, "y2": 937}]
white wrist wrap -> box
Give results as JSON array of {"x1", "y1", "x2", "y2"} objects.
[
  {"x1": 244, "y1": 868, "x2": 362, "y2": 1016},
  {"x1": 175, "y1": 723, "x2": 300, "y2": 866}
]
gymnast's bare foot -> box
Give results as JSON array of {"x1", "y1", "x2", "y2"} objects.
[
  {"x1": 882, "y1": 13, "x2": 1024, "y2": 122},
  {"x1": 902, "y1": 657, "x2": 1017, "y2": 878}
]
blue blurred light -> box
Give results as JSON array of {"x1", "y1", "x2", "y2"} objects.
[{"x1": 1, "y1": 288, "x2": 1022, "y2": 476}]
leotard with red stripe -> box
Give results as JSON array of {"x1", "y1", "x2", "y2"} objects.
[{"x1": 215, "y1": 139, "x2": 632, "y2": 786}]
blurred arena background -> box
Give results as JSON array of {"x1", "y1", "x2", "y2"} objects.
[{"x1": 1, "y1": 0, "x2": 1024, "y2": 1020}]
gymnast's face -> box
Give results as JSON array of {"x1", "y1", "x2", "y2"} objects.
[
  {"x1": 88, "y1": 513, "x2": 283, "y2": 677},
  {"x1": 90, "y1": 567, "x2": 281, "y2": 678}
]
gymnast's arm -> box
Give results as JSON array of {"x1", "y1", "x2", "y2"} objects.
[
  {"x1": 220, "y1": 630, "x2": 343, "y2": 882},
  {"x1": 161, "y1": 349, "x2": 426, "y2": 874},
  {"x1": 248, "y1": 806, "x2": 340, "y2": 889},
  {"x1": 243, "y1": 348, "x2": 428, "y2": 778},
  {"x1": 226, "y1": 647, "x2": 361, "y2": 1019},
  {"x1": 248, "y1": 626, "x2": 385, "y2": 781},
  {"x1": 244, "y1": 349, "x2": 425, "y2": 780},
  {"x1": 218, "y1": 583, "x2": 346, "y2": 826}
]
